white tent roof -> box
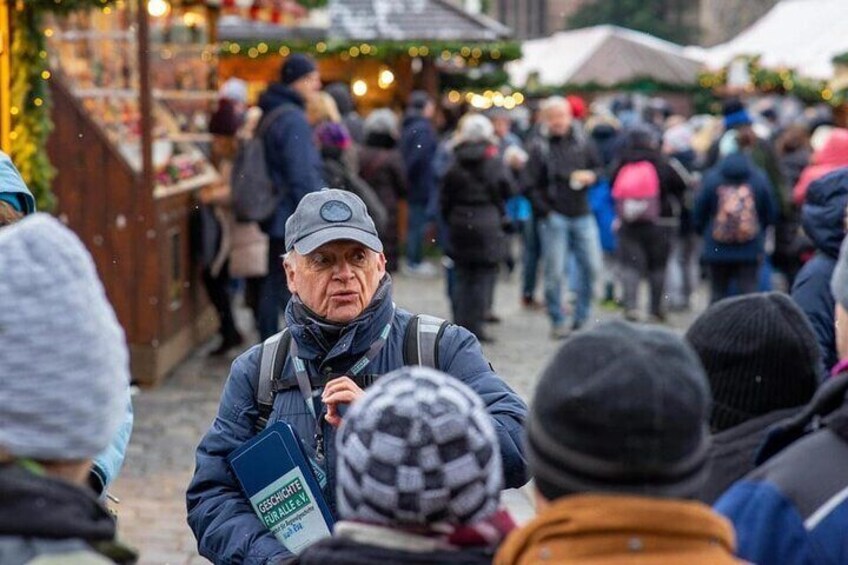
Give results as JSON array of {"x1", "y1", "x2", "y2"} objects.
[
  {"x1": 508, "y1": 25, "x2": 702, "y2": 88},
  {"x1": 703, "y1": 0, "x2": 848, "y2": 79}
]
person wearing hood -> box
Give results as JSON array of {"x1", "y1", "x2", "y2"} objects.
[
  {"x1": 792, "y1": 128, "x2": 848, "y2": 206},
  {"x1": 440, "y1": 114, "x2": 514, "y2": 342},
  {"x1": 611, "y1": 127, "x2": 687, "y2": 322},
  {"x1": 694, "y1": 153, "x2": 777, "y2": 303},
  {"x1": 187, "y1": 190, "x2": 528, "y2": 565},
  {"x1": 0, "y1": 151, "x2": 134, "y2": 506},
  {"x1": 0, "y1": 152, "x2": 36, "y2": 226},
  {"x1": 358, "y1": 109, "x2": 408, "y2": 273},
  {"x1": 0, "y1": 214, "x2": 135, "y2": 563},
  {"x1": 686, "y1": 293, "x2": 820, "y2": 503},
  {"x1": 400, "y1": 90, "x2": 440, "y2": 276},
  {"x1": 254, "y1": 53, "x2": 325, "y2": 340},
  {"x1": 791, "y1": 168, "x2": 848, "y2": 375}
]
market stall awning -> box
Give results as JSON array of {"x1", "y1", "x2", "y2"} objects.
[
  {"x1": 508, "y1": 25, "x2": 701, "y2": 88},
  {"x1": 701, "y1": 0, "x2": 848, "y2": 79},
  {"x1": 329, "y1": 0, "x2": 511, "y2": 41}
]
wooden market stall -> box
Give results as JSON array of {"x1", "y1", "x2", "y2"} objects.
[{"x1": 41, "y1": 1, "x2": 222, "y2": 386}]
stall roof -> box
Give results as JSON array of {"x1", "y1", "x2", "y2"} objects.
[
  {"x1": 700, "y1": 0, "x2": 848, "y2": 79},
  {"x1": 329, "y1": 0, "x2": 511, "y2": 41},
  {"x1": 508, "y1": 25, "x2": 701, "y2": 88}
]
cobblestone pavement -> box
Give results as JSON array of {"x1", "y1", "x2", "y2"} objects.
[{"x1": 112, "y1": 266, "x2": 706, "y2": 564}]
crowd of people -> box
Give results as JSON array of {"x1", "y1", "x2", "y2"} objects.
[{"x1": 2, "y1": 50, "x2": 848, "y2": 564}]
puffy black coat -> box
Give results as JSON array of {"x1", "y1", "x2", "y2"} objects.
[
  {"x1": 440, "y1": 141, "x2": 514, "y2": 266},
  {"x1": 359, "y1": 134, "x2": 407, "y2": 271}
]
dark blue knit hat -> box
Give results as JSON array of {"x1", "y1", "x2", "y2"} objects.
[{"x1": 280, "y1": 53, "x2": 317, "y2": 85}]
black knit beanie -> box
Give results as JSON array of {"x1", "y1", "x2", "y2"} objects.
[
  {"x1": 280, "y1": 53, "x2": 317, "y2": 85},
  {"x1": 527, "y1": 321, "x2": 711, "y2": 501},
  {"x1": 685, "y1": 292, "x2": 820, "y2": 433}
]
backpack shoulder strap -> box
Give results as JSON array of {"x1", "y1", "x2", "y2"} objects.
[
  {"x1": 255, "y1": 328, "x2": 292, "y2": 432},
  {"x1": 403, "y1": 314, "x2": 449, "y2": 369}
]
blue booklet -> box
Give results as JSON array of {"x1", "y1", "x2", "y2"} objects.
[{"x1": 228, "y1": 422, "x2": 335, "y2": 554}]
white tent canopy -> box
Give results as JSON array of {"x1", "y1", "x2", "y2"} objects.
[
  {"x1": 508, "y1": 25, "x2": 702, "y2": 88},
  {"x1": 702, "y1": 0, "x2": 848, "y2": 79}
]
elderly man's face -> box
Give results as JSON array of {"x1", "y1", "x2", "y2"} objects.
[
  {"x1": 545, "y1": 102, "x2": 572, "y2": 137},
  {"x1": 284, "y1": 240, "x2": 386, "y2": 323}
]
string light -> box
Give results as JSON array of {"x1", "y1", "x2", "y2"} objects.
[{"x1": 352, "y1": 80, "x2": 368, "y2": 97}]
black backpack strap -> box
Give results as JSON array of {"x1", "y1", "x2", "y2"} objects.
[
  {"x1": 403, "y1": 314, "x2": 448, "y2": 369},
  {"x1": 256, "y1": 103, "x2": 297, "y2": 139},
  {"x1": 255, "y1": 328, "x2": 292, "y2": 433}
]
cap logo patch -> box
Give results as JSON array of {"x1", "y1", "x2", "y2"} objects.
[{"x1": 320, "y1": 200, "x2": 353, "y2": 223}]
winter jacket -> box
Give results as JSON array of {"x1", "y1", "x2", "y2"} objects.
[
  {"x1": 400, "y1": 115, "x2": 438, "y2": 205},
  {"x1": 0, "y1": 152, "x2": 35, "y2": 214},
  {"x1": 791, "y1": 168, "x2": 848, "y2": 375},
  {"x1": 701, "y1": 407, "x2": 798, "y2": 504},
  {"x1": 780, "y1": 148, "x2": 812, "y2": 189},
  {"x1": 358, "y1": 135, "x2": 407, "y2": 271},
  {"x1": 706, "y1": 136, "x2": 787, "y2": 213},
  {"x1": 523, "y1": 130, "x2": 603, "y2": 218},
  {"x1": 495, "y1": 494, "x2": 739, "y2": 565},
  {"x1": 793, "y1": 128, "x2": 848, "y2": 206},
  {"x1": 0, "y1": 463, "x2": 136, "y2": 564},
  {"x1": 441, "y1": 141, "x2": 513, "y2": 266},
  {"x1": 186, "y1": 283, "x2": 528, "y2": 565},
  {"x1": 611, "y1": 146, "x2": 687, "y2": 222},
  {"x1": 297, "y1": 521, "x2": 500, "y2": 565},
  {"x1": 694, "y1": 154, "x2": 777, "y2": 264},
  {"x1": 715, "y1": 372, "x2": 848, "y2": 565},
  {"x1": 256, "y1": 83, "x2": 324, "y2": 239}
]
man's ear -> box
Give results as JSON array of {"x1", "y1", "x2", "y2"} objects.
[
  {"x1": 376, "y1": 252, "x2": 387, "y2": 277},
  {"x1": 283, "y1": 254, "x2": 298, "y2": 295}
]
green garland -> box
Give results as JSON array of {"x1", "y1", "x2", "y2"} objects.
[
  {"x1": 698, "y1": 57, "x2": 846, "y2": 107},
  {"x1": 834, "y1": 51, "x2": 848, "y2": 66},
  {"x1": 10, "y1": 0, "x2": 116, "y2": 211},
  {"x1": 523, "y1": 76, "x2": 699, "y2": 97},
  {"x1": 220, "y1": 39, "x2": 522, "y2": 63}
]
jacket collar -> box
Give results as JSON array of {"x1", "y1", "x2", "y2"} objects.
[
  {"x1": 285, "y1": 275, "x2": 395, "y2": 364},
  {"x1": 497, "y1": 494, "x2": 735, "y2": 563},
  {"x1": 258, "y1": 83, "x2": 305, "y2": 114}
]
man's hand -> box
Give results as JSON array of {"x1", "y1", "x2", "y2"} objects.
[
  {"x1": 321, "y1": 376, "x2": 365, "y2": 427},
  {"x1": 570, "y1": 169, "x2": 597, "y2": 189}
]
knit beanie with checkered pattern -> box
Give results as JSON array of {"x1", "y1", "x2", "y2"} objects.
[
  {"x1": 0, "y1": 214, "x2": 128, "y2": 460},
  {"x1": 686, "y1": 292, "x2": 820, "y2": 433},
  {"x1": 335, "y1": 367, "x2": 503, "y2": 526}
]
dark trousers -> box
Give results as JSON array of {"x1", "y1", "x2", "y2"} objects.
[
  {"x1": 453, "y1": 265, "x2": 498, "y2": 340},
  {"x1": 201, "y1": 263, "x2": 239, "y2": 340},
  {"x1": 256, "y1": 237, "x2": 291, "y2": 340},
  {"x1": 618, "y1": 224, "x2": 672, "y2": 316},
  {"x1": 709, "y1": 261, "x2": 760, "y2": 304}
]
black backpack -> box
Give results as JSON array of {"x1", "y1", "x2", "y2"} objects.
[
  {"x1": 254, "y1": 314, "x2": 449, "y2": 431},
  {"x1": 230, "y1": 104, "x2": 296, "y2": 223}
]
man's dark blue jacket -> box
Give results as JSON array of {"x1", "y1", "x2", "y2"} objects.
[
  {"x1": 186, "y1": 284, "x2": 528, "y2": 564},
  {"x1": 791, "y1": 168, "x2": 848, "y2": 376},
  {"x1": 400, "y1": 114, "x2": 438, "y2": 206},
  {"x1": 257, "y1": 84, "x2": 324, "y2": 239}
]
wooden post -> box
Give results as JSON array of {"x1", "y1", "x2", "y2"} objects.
[{"x1": 0, "y1": 0, "x2": 11, "y2": 153}]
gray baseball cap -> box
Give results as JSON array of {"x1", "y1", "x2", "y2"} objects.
[{"x1": 285, "y1": 189, "x2": 383, "y2": 255}]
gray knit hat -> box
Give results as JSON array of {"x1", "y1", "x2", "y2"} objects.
[
  {"x1": 364, "y1": 108, "x2": 399, "y2": 139},
  {"x1": 528, "y1": 321, "x2": 711, "y2": 500},
  {"x1": 336, "y1": 367, "x2": 503, "y2": 526},
  {"x1": 0, "y1": 214, "x2": 128, "y2": 460}
]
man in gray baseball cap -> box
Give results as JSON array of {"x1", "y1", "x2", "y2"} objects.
[{"x1": 188, "y1": 189, "x2": 528, "y2": 564}]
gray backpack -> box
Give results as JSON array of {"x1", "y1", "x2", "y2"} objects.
[
  {"x1": 254, "y1": 314, "x2": 448, "y2": 431},
  {"x1": 230, "y1": 104, "x2": 296, "y2": 223}
]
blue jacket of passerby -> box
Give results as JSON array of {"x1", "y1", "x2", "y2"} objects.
[
  {"x1": 257, "y1": 84, "x2": 324, "y2": 239},
  {"x1": 186, "y1": 284, "x2": 528, "y2": 565},
  {"x1": 400, "y1": 114, "x2": 438, "y2": 206},
  {"x1": 791, "y1": 168, "x2": 848, "y2": 377},
  {"x1": 588, "y1": 179, "x2": 617, "y2": 253},
  {"x1": 694, "y1": 153, "x2": 777, "y2": 264},
  {"x1": 715, "y1": 373, "x2": 848, "y2": 565}
]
